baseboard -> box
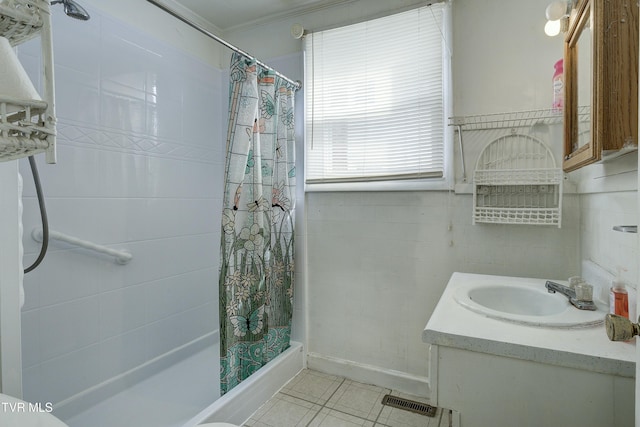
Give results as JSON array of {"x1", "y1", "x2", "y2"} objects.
[{"x1": 306, "y1": 352, "x2": 431, "y2": 398}]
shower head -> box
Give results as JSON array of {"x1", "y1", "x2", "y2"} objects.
[{"x1": 51, "y1": 0, "x2": 90, "y2": 21}]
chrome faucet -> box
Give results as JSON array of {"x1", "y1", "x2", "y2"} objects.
[
  {"x1": 545, "y1": 281, "x2": 597, "y2": 311},
  {"x1": 545, "y1": 281, "x2": 575, "y2": 298}
]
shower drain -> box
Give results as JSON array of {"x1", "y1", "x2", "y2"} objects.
[{"x1": 381, "y1": 394, "x2": 438, "y2": 417}]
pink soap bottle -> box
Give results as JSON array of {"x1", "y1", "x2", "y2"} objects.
[
  {"x1": 610, "y1": 267, "x2": 629, "y2": 319},
  {"x1": 552, "y1": 59, "x2": 564, "y2": 113}
]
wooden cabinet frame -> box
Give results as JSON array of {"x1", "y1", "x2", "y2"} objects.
[{"x1": 563, "y1": 0, "x2": 638, "y2": 172}]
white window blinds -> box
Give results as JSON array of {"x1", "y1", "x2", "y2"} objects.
[{"x1": 304, "y1": 3, "x2": 447, "y2": 185}]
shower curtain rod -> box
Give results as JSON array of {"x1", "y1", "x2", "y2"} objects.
[{"x1": 146, "y1": 0, "x2": 301, "y2": 90}]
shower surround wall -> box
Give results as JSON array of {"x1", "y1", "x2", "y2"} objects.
[{"x1": 17, "y1": 6, "x2": 225, "y2": 408}]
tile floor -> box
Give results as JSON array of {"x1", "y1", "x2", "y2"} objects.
[{"x1": 244, "y1": 369, "x2": 451, "y2": 427}]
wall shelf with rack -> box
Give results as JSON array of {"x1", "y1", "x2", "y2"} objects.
[
  {"x1": 449, "y1": 106, "x2": 589, "y2": 131},
  {"x1": 448, "y1": 108, "x2": 580, "y2": 185},
  {"x1": 0, "y1": 0, "x2": 56, "y2": 163},
  {"x1": 471, "y1": 133, "x2": 563, "y2": 228}
]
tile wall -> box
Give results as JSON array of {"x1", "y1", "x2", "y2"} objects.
[
  {"x1": 16, "y1": 5, "x2": 225, "y2": 407},
  {"x1": 581, "y1": 191, "x2": 638, "y2": 288},
  {"x1": 306, "y1": 191, "x2": 580, "y2": 378}
]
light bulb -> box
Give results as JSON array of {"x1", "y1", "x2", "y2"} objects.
[
  {"x1": 545, "y1": 1, "x2": 567, "y2": 21},
  {"x1": 544, "y1": 19, "x2": 561, "y2": 37}
]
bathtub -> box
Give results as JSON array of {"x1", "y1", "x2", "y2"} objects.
[
  {"x1": 183, "y1": 341, "x2": 304, "y2": 426},
  {"x1": 423, "y1": 272, "x2": 635, "y2": 427},
  {"x1": 56, "y1": 333, "x2": 303, "y2": 427}
]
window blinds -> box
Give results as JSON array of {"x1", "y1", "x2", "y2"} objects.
[{"x1": 304, "y1": 3, "x2": 446, "y2": 184}]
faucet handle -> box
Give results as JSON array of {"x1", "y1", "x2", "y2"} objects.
[
  {"x1": 605, "y1": 314, "x2": 640, "y2": 341},
  {"x1": 574, "y1": 282, "x2": 593, "y2": 301}
]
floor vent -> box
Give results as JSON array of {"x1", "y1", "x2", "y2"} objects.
[{"x1": 381, "y1": 394, "x2": 437, "y2": 417}]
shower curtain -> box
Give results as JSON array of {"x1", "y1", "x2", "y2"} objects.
[{"x1": 219, "y1": 52, "x2": 297, "y2": 395}]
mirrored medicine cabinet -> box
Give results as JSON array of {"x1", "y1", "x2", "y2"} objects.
[{"x1": 563, "y1": 0, "x2": 638, "y2": 172}]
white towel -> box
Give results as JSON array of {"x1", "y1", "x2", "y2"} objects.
[{"x1": 0, "y1": 36, "x2": 41, "y2": 114}]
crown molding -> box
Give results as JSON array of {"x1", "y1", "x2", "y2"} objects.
[{"x1": 222, "y1": 0, "x2": 360, "y2": 33}]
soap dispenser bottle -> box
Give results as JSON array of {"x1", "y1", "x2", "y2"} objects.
[
  {"x1": 610, "y1": 267, "x2": 629, "y2": 319},
  {"x1": 552, "y1": 59, "x2": 564, "y2": 112}
]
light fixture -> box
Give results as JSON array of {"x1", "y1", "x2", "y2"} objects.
[
  {"x1": 544, "y1": 19, "x2": 562, "y2": 37},
  {"x1": 544, "y1": 1, "x2": 571, "y2": 37},
  {"x1": 290, "y1": 23, "x2": 306, "y2": 39}
]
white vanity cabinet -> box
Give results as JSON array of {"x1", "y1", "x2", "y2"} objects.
[
  {"x1": 424, "y1": 273, "x2": 635, "y2": 427},
  {"x1": 430, "y1": 345, "x2": 633, "y2": 427}
]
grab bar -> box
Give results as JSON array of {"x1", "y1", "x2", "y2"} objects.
[{"x1": 31, "y1": 228, "x2": 133, "y2": 264}]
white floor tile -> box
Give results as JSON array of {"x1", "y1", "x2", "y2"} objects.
[
  {"x1": 324, "y1": 380, "x2": 389, "y2": 421},
  {"x1": 248, "y1": 394, "x2": 321, "y2": 427},
  {"x1": 308, "y1": 408, "x2": 375, "y2": 427},
  {"x1": 281, "y1": 369, "x2": 343, "y2": 404},
  {"x1": 245, "y1": 369, "x2": 450, "y2": 427}
]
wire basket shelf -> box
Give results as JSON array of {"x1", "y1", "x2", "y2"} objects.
[
  {"x1": 475, "y1": 169, "x2": 563, "y2": 186},
  {"x1": 0, "y1": 0, "x2": 47, "y2": 45},
  {"x1": 473, "y1": 207, "x2": 561, "y2": 226},
  {"x1": 449, "y1": 106, "x2": 590, "y2": 131},
  {"x1": 0, "y1": 0, "x2": 55, "y2": 163},
  {"x1": 0, "y1": 96, "x2": 54, "y2": 161},
  {"x1": 473, "y1": 133, "x2": 562, "y2": 227}
]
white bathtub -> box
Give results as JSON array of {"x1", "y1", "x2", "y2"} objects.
[
  {"x1": 57, "y1": 333, "x2": 303, "y2": 427},
  {"x1": 184, "y1": 341, "x2": 304, "y2": 426}
]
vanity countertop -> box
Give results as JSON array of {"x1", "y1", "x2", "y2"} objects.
[{"x1": 423, "y1": 272, "x2": 636, "y2": 377}]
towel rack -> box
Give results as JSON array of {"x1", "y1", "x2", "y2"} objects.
[{"x1": 31, "y1": 228, "x2": 133, "y2": 264}]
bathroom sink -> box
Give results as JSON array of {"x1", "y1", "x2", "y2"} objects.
[
  {"x1": 454, "y1": 282, "x2": 605, "y2": 328},
  {"x1": 466, "y1": 285, "x2": 567, "y2": 316}
]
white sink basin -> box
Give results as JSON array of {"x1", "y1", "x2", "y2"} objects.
[{"x1": 453, "y1": 282, "x2": 605, "y2": 328}]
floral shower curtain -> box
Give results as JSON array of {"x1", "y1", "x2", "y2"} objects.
[{"x1": 219, "y1": 52, "x2": 297, "y2": 395}]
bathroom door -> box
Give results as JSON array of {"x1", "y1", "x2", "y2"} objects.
[{"x1": 0, "y1": 161, "x2": 23, "y2": 398}]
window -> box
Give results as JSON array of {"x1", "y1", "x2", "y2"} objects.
[{"x1": 304, "y1": 2, "x2": 452, "y2": 191}]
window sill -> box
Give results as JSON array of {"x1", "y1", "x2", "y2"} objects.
[{"x1": 304, "y1": 178, "x2": 452, "y2": 192}]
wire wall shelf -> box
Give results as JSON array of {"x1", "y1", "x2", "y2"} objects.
[
  {"x1": 473, "y1": 207, "x2": 561, "y2": 226},
  {"x1": 0, "y1": 97, "x2": 53, "y2": 161},
  {"x1": 475, "y1": 169, "x2": 563, "y2": 186},
  {"x1": 472, "y1": 134, "x2": 563, "y2": 228},
  {"x1": 449, "y1": 107, "x2": 585, "y2": 183},
  {"x1": 449, "y1": 106, "x2": 590, "y2": 131},
  {"x1": 0, "y1": 0, "x2": 56, "y2": 163},
  {"x1": 0, "y1": 0, "x2": 46, "y2": 45}
]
